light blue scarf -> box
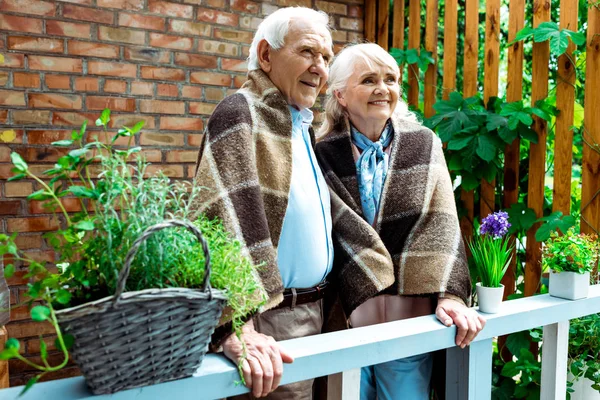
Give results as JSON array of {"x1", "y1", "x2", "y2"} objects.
[{"x1": 351, "y1": 122, "x2": 393, "y2": 225}]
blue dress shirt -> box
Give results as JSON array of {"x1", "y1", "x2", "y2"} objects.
[{"x1": 277, "y1": 106, "x2": 333, "y2": 289}]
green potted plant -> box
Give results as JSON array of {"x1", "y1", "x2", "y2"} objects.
[
  {"x1": 543, "y1": 228, "x2": 599, "y2": 300},
  {"x1": 468, "y1": 211, "x2": 514, "y2": 313},
  {"x1": 0, "y1": 109, "x2": 266, "y2": 395},
  {"x1": 567, "y1": 311, "x2": 600, "y2": 400}
]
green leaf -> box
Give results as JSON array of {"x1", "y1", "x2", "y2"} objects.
[
  {"x1": 27, "y1": 190, "x2": 53, "y2": 201},
  {"x1": 507, "y1": 203, "x2": 537, "y2": 235},
  {"x1": 130, "y1": 120, "x2": 145, "y2": 134},
  {"x1": 519, "y1": 125, "x2": 539, "y2": 144},
  {"x1": 448, "y1": 135, "x2": 474, "y2": 150},
  {"x1": 68, "y1": 186, "x2": 97, "y2": 199},
  {"x1": 56, "y1": 289, "x2": 72, "y2": 305},
  {"x1": 569, "y1": 31, "x2": 586, "y2": 46},
  {"x1": 0, "y1": 348, "x2": 17, "y2": 361},
  {"x1": 51, "y1": 140, "x2": 74, "y2": 147},
  {"x1": 7, "y1": 173, "x2": 26, "y2": 182},
  {"x1": 74, "y1": 220, "x2": 95, "y2": 231},
  {"x1": 461, "y1": 173, "x2": 479, "y2": 191},
  {"x1": 55, "y1": 334, "x2": 74, "y2": 352},
  {"x1": 30, "y1": 305, "x2": 50, "y2": 322},
  {"x1": 78, "y1": 119, "x2": 88, "y2": 140},
  {"x1": 39, "y1": 339, "x2": 48, "y2": 360},
  {"x1": 4, "y1": 264, "x2": 15, "y2": 279},
  {"x1": 20, "y1": 376, "x2": 39, "y2": 396},
  {"x1": 10, "y1": 152, "x2": 28, "y2": 173},
  {"x1": 68, "y1": 148, "x2": 89, "y2": 158},
  {"x1": 5, "y1": 338, "x2": 19, "y2": 351},
  {"x1": 99, "y1": 108, "x2": 111, "y2": 126},
  {"x1": 476, "y1": 135, "x2": 497, "y2": 162},
  {"x1": 533, "y1": 21, "x2": 560, "y2": 42},
  {"x1": 514, "y1": 26, "x2": 535, "y2": 42},
  {"x1": 506, "y1": 331, "x2": 531, "y2": 357},
  {"x1": 535, "y1": 211, "x2": 577, "y2": 241}
]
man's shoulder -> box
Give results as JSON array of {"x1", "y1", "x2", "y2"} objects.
[{"x1": 207, "y1": 91, "x2": 253, "y2": 134}]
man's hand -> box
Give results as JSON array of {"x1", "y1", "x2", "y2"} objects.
[
  {"x1": 436, "y1": 298, "x2": 486, "y2": 348},
  {"x1": 222, "y1": 321, "x2": 294, "y2": 398}
]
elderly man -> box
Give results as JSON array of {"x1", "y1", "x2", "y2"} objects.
[{"x1": 193, "y1": 7, "x2": 334, "y2": 399}]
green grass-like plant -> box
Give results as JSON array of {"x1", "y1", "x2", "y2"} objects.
[{"x1": 469, "y1": 234, "x2": 513, "y2": 288}]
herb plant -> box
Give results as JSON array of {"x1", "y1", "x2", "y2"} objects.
[{"x1": 542, "y1": 228, "x2": 599, "y2": 274}]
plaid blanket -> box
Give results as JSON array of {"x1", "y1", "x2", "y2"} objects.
[
  {"x1": 315, "y1": 116, "x2": 471, "y2": 316},
  {"x1": 192, "y1": 70, "x2": 308, "y2": 311}
]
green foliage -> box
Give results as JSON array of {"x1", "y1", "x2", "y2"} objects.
[
  {"x1": 510, "y1": 22, "x2": 586, "y2": 58},
  {"x1": 535, "y1": 211, "x2": 577, "y2": 241},
  {"x1": 567, "y1": 313, "x2": 600, "y2": 399},
  {"x1": 389, "y1": 47, "x2": 434, "y2": 72},
  {"x1": 542, "y1": 228, "x2": 599, "y2": 274}
]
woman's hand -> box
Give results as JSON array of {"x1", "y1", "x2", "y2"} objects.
[{"x1": 436, "y1": 298, "x2": 486, "y2": 348}]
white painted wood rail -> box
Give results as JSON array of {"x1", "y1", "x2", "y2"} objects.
[{"x1": 1, "y1": 285, "x2": 600, "y2": 400}]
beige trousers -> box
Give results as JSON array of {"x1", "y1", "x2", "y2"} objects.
[{"x1": 229, "y1": 299, "x2": 324, "y2": 400}]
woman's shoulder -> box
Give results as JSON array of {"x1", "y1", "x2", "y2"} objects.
[{"x1": 391, "y1": 117, "x2": 441, "y2": 147}]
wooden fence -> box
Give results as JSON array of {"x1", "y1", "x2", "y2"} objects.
[{"x1": 365, "y1": 0, "x2": 600, "y2": 301}]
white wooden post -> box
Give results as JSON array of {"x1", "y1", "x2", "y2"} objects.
[
  {"x1": 327, "y1": 368, "x2": 361, "y2": 400},
  {"x1": 540, "y1": 321, "x2": 569, "y2": 400},
  {"x1": 446, "y1": 338, "x2": 493, "y2": 400}
]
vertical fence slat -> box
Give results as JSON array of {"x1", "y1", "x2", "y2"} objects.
[
  {"x1": 407, "y1": 0, "x2": 421, "y2": 107},
  {"x1": 480, "y1": 0, "x2": 501, "y2": 218},
  {"x1": 442, "y1": 0, "x2": 458, "y2": 100},
  {"x1": 393, "y1": 0, "x2": 406, "y2": 84},
  {"x1": 365, "y1": 0, "x2": 377, "y2": 43},
  {"x1": 525, "y1": 0, "x2": 551, "y2": 297},
  {"x1": 327, "y1": 369, "x2": 361, "y2": 400},
  {"x1": 377, "y1": 0, "x2": 390, "y2": 50},
  {"x1": 460, "y1": 0, "x2": 480, "y2": 240},
  {"x1": 581, "y1": 2, "x2": 600, "y2": 235},
  {"x1": 540, "y1": 321, "x2": 569, "y2": 400},
  {"x1": 553, "y1": 0, "x2": 579, "y2": 216},
  {"x1": 424, "y1": 0, "x2": 439, "y2": 118},
  {"x1": 446, "y1": 339, "x2": 493, "y2": 400}
]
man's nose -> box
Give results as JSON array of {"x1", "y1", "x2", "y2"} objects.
[{"x1": 310, "y1": 54, "x2": 328, "y2": 77}]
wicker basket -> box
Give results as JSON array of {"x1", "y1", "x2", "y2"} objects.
[{"x1": 55, "y1": 220, "x2": 228, "y2": 394}]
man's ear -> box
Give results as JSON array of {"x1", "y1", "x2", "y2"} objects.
[
  {"x1": 334, "y1": 90, "x2": 347, "y2": 108},
  {"x1": 257, "y1": 39, "x2": 272, "y2": 73}
]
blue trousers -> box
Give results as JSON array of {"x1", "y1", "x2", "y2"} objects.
[{"x1": 360, "y1": 353, "x2": 434, "y2": 400}]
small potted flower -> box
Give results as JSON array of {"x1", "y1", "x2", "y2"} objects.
[
  {"x1": 543, "y1": 228, "x2": 599, "y2": 300},
  {"x1": 468, "y1": 211, "x2": 514, "y2": 313}
]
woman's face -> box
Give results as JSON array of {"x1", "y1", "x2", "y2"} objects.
[{"x1": 335, "y1": 59, "x2": 400, "y2": 131}]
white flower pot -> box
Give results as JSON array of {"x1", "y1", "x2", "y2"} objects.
[
  {"x1": 568, "y1": 372, "x2": 600, "y2": 400},
  {"x1": 476, "y1": 282, "x2": 504, "y2": 313},
  {"x1": 549, "y1": 270, "x2": 590, "y2": 300}
]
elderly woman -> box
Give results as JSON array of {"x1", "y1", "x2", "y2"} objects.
[{"x1": 315, "y1": 43, "x2": 486, "y2": 399}]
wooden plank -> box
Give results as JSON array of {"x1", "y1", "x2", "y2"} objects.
[
  {"x1": 407, "y1": 0, "x2": 421, "y2": 107},
  {"x1": 442, "y1": 0, "x2": 458, "y2": 100},
  {"x1": 553, "y1": 0, "x2": 579, "y2": 216},
  {"x1": 525, "y1": 0, "x2": 551, "y2": 297},
  {"x1": 501, "y1": 0, "x2": 525, "y2": 297},
  {"x1": 365, "y1": 0, "x2": 377, "y2": 43},
  {"x1": 446, "y1": 339, "x2": 493, "y2": 400},
  {"x1": 377, "y1": 0, "x2": 390, "y2": 50},
  {"x1": 392, "y1": 0, "x2": 406, "y2": 83},
  {"x1": 423, "y1": 0, "x2": 439, "y2": 118},
  {"x1": 327, "y1": 369, "x2": 360, "y2": 400},
  {"x1": 540, "y1": 321, "x2": 569, "y2": 400},
  {"x1": 581, "y1": 2, "x2": 600, "y2": 235},
  {"x1": 0, "y1": 327, "x2": 7, "y2": 389}
]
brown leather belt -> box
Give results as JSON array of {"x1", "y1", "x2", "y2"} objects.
[{"x1": 274, "y1": 281, "x2": 329, "y2": 310}]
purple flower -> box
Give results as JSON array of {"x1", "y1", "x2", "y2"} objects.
[{"x1": 479, "y1": 211, "x2": 511, "y2": 239}]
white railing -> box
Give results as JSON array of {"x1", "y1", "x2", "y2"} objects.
[{"x1": 1, "y1": 285, "x2": 600, "y2": 400}]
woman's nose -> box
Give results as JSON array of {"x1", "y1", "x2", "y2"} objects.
[{"x1": 373, "y1": 80, "x2": 388, "y2": 94}]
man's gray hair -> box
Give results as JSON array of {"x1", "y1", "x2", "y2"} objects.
[{"x1": 248, "y1": 7, "x2": 331, "y2": 71}]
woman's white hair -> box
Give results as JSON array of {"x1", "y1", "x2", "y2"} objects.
[
  {"x1": 319, "y1": 43, "x2": 418, "y2": 137},
  {"x1": 248, "y1": 7, "x2": 330, "y2": 71}
]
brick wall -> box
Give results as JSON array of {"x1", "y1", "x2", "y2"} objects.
[{"x1": 0, "y1": 0, "x2": 364, "y2": 387}]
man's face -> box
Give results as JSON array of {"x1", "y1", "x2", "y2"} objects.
[{"x1": 264, "y1": 18, "x2": 333, "y2": 110}]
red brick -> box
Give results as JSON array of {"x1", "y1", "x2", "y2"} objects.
[
  {"x1": 160, "y1": 117, "x2": 203, "y2": 131},
  {"x1": 165, "y1": 150, "x2": 198, "y2": 163},
  {"x1": 27, "y1": 337, "x2": 57, "y2": 354},
  {"x1": 26, "y1": 130, "x2": 71, "y2": 145},
  {"x1": 339, "y1": 17, "x2": 363, "y2": 31},
  {"x1": 348, "y1": 5, "x2": 363, "y2": 18},
  {"x1": 0, "y1": 15, "x2": 43, "y2": 34},
  {"x1": 189, "y1": 102, "x2": 217, "y2": 115},
  {"x1": 331, "y1": 30, "x2": 347, "y2": 43},
  {"x1": 97, "y1": 0, "x2": 143, "y2": 10},
  {"x1": 0, "y1": 200, "x2": 22, "y2": 215},
  {"x1": 88, "y1": 61, "x2": 136, "y2": 77},
  {"x1": 0, "y1": 90, "x2": 25, "y2": 106},
  {"x1": 233, "y1": 75, "x2": 246, "y2": 88},
  {"x1": 46, "y1": 20, "x2": 91, "y2": 39},
  {"x1": 108, "y1": 114, "x2": 156, "y2": 129},
  {"x1": 0, "y1": 129, "x2": 23, "y2": 144},
  {"x1": 149, "y1": 33, "x2": 192, "y2": 50},
  {"x1": 196, "y1": 8, "x2": 238, "y2": 26},
  {"x1": 239, "y1": 16, "x2": 262, "y2": 30},
  {"x1": 118, "y1": 13, "x2": 165, "y2": 30},
  {"x1": 0, "y1": 110, "x2": 6, "y2": 123},
  {"x1": 181, "y1": 85, "x2": 202, "y2": 99},
  {"x1": 190, "y1": 71, "x2": 232, "y2": 86},
  {"x1": 29, "y1": 56, "x2": 83, "y2": 73},
  {"x1": 204, "y1": 87, "x2": 225, "y2": 101},
  {"x1": 98, "y1": 26, "x2": 145, "y2": 45},
  {"x1": 141, "y1": 66, "x2": 185, "y2": 81},
  {"x1": 0, "y1": 0, "x2": 55, "y2": 16},
  {"x1": 145, "y1": 164, "x2": 184, "y2": 178},
  {"x1": 45, "y1": 75, "x2": 71, "y2": 90},
  {"x1": 7, "y1": 36, "x2": 64, "y2": 53},
  {"x1": 140, "y1": 132, "x2": 184, "y2": 146},
  {"x1": 15, "y1": 234, "x2": 43, "y2": 249},
  {"x1": 74, "y1": 77, "x2": 100, "y2": 92},
  {"x1": 140, "y1": 100, "x2": 184, "y2": 114},
  {"x1": 174, "y1": 53, "x2": 217, "y2": 68},
  {"x1": 86, "y1": 96, "x2": 135, "y2": 112},
  {"x1": 156, "y1": 83, "x2": 179, "y2": 97},
  {"x1": 60, "y1": 0, "x2": 93, "y2": 4},
  {"x1": 130, "y1": 81, "x2": 153, "y2": 96},
  {"x1": 19, "y1": 147, "x2": 68, "y2": 163},
  {"x1": 103, "y1": 80, "x2": 127, "y2": 93},
  {"x1": 231, "y1": 0, "x2": 259, "y2": 13},
  {"x1": 13, "y1": 73, "x2": 41, "y2": 89},
  {"x1": 148, "y1": 0, "x2": 193, "y2": 18},
  {"x1": 168, "y1": 20, "x2": 211, "y2": 36},
  {"x1": 52, "y1": 111, "x2": 97, "y2": 126},
  {"x1": 29, "y1": 93, "x2": 81, "y2": 109},
  {"x1": 198, "y1": 39, "x2": 239, "y2": 57},
  {"x1": 205, "y1": 0, "x2": 225, "y2": 6},
  {"x1": 62, "y1": 4, "x2": 114, "y2": 24},
  {"x1": 7, "y1": 217, "x2": 60, "y2": 233},
  {"x1": 214, "y1": 28, "x2": 254, "y2": 44},
  {"x1": 12, "y1": 110, "x2": 51, "y2": 125},
  {"x1": 315, "y1": 1, "x2": 347, "y2": 14},
  {"x1": 188, "y1": 133, "x2": 204, "y2": 146},
  {"x1": 28, "y1": 197, "x2": 83, "y2": 214},
  {"x1": 0, "y1": 72, "x2": 6, "y2": 87},
  {"x1": 124, "y1": 47, "x2": 171, "y2": 64},
  {"x1": 67, "y1": 40, "x2": 119, "y2": 58},
  {"x1": 221, "y1": 58, "x2": 248, "y2": 72},
  {"x1": 138, "y1": 149, "x2": 162, "y2": 162},
  {"x1": 5, "y1": 182, "x2": 33, "y2": 197}
]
